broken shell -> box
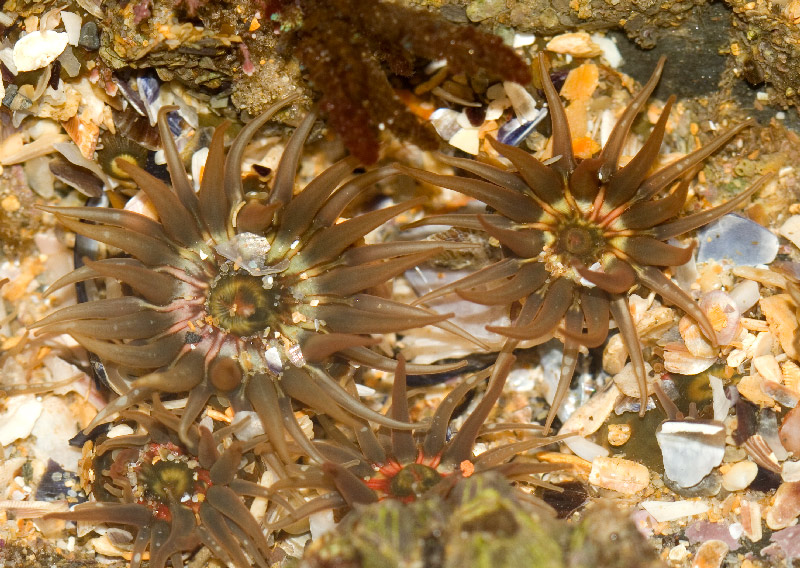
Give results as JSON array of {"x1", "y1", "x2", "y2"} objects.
[
  {"x1": 699, "y1": 290, "x2": 741, "y2": 346},
  {"x1": 12, "y1": 30, "x2": 69, "y2": 72},
  {"x1": 588, "y1": 456, "x2": 650, "y2": 495},
  {"x1": 642, "y1": 500, "x2": 710, "y2": 522},
  {"x1": 63, "y1": 116, "x2": 99, "y2": 160},
  {"x1": 779, "y1": 406, "x2": 800, "y2": 454},
  {"x1": 656, "y1": 420, "x2": 726, "y2": 487},
  {"x1": 697, "y1": 214, "x2": 779, "y2": 266},
  {"x1": 759, "y1": 294, "x2": 799, "y2": 359},
  {"x1": 737, "y1": 372, "x2": 777, "y2": 408},
  {"x1": 545, "y1": 32, "x2": 603, "y2": 58},
  {"x1": 766, "y1": 481, "x2": 800, "y2": 530},
  {"x1": 680, "y1": 316, "x2": 716, "y2": 358},
  {"x1": 663, "y1": 346, "x2": 717, "y2": 376}
]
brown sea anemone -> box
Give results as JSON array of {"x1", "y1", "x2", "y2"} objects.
[
  {"x1": 33, "y1": 96, "x2": 477, "y2": 462},
  {"x1": 46, "y1": 397, "x2": 276, "y2": 568},
  {"x1": 397, "y1": 55, "x2": 772, "y2": 431},
  {"x1": 267, "y1": 356, "x2": 563, "y2": 527}
]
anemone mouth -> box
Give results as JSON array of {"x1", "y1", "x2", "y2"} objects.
[
  {"x1": 369, "y1": 458, "x2": 445, "y2": 502},
  {"x1": 556, "y1": 223, "x2": 604, "y2": 260},
  {"x1": 401, "y1": 54, "x2": 768, "y2": 432},
  {"x1": 130, "y1": 442, "x2": 212, "y2": 520},
  {"x1": 207, "y1": 272, "x2": 283, "y2": 337}
]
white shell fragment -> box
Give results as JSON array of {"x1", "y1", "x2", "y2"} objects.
[
  {"x1": 642, "y1": 500, "x2": 710, "y2": 522},
  {"x1": 545, "y1": 32, "x2": 603, "y2": 58},
  {"x1": 779, "y1": 214, "x2": 800, "y2": 250},
  {"x1": 214, "y1": 233, "x2": 290, "y2": 277},
  {"x1": 697, "y1": 214, "x2": 779, "y2": 266},
  {"x1": 656, "y1": 420, "x2": 726, "y2": 487},
  {"x1": 708, "y1": 375, "x2": 732, "y2": 422},
  {"x1": 589, "y1": 456, "x2": 650, "y2": 495},
  {"x1": 61, "y1": 12, "x2": 82, "y2": 46},
  {"x1": 12, "y1": 30, "x2": 70, "y2": 72},
  {"x1": 0, "y1": 396, "x2": 44, "y2": 446},
  {"x1": 502, "y1": 81, "x2": 539, "y2": 123}
]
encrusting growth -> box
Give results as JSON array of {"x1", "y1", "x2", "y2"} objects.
[{"x1": 400, "y1": 55, "x2": 771, "y2": 431}]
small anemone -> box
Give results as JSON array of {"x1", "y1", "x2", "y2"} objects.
[
  {"x1": 266, "y1": 356, "x2": 565, "y2": 528},
  {"x1": 398, "y1": 55, "x2": 772, "y2": 431},
  {"x1": 34, "y1": 96, "x2": 481, "y2": 461},
  {"x1": 45, "y1": 397, "x2": 276, "y2": 568}
]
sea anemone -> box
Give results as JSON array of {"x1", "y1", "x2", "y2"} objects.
[
  {"x1": 267, "y1": 356, "x2": 563, "y2": 527},
  {"x1": 46, "y1": 397, "x2": 275, "y2": 568},
  {"x1": 397, "y1": 55, "x2": 772, "y2": 431},
  {"x1": 33, "y1": 96, "x2": 476, "y2": 462}
]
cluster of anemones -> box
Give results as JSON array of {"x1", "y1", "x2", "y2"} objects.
[{"x1": 39, "y1": 50, "x2": 764, "y2": 567}]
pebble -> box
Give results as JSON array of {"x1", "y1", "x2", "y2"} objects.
[
  {"x1": 691, "y1": 540, "x2": 729, "y2": 568},
  {"x1": 722, "y1": 461, "x2": 758, "y2": 491},
  {"x1": 607, "y1": 424, "x2": 632, "y2": 446},
  {"x1": 78, "y1": 21, "x2": 100, "y2": 51},
  {"x1": 656, "y1": 420, "x2": 726, "y2": 488},
  {"x1": 588, "y1": 456, "x2": 650, "y2": 495},
  {"x1": 766, "y1": 481, "x2": 800, "y2": 530},
  {"x1": 697, "y1": 214, "x2": 779, "y2": 266},
  {"x1": 12, "y1": 30, "x2": 69, "y2": 72}
]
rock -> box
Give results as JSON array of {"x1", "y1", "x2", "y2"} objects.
[{"x1": 78, "y1": 21, "x2": 100, "y2": 51}]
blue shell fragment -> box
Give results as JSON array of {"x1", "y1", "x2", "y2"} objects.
[
  {"x1": 497, "y1": 107, "x2": 548, "y2": 147},
  {"x1": 697, "y1": 214, "x2": 778, "y2": 266}
]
